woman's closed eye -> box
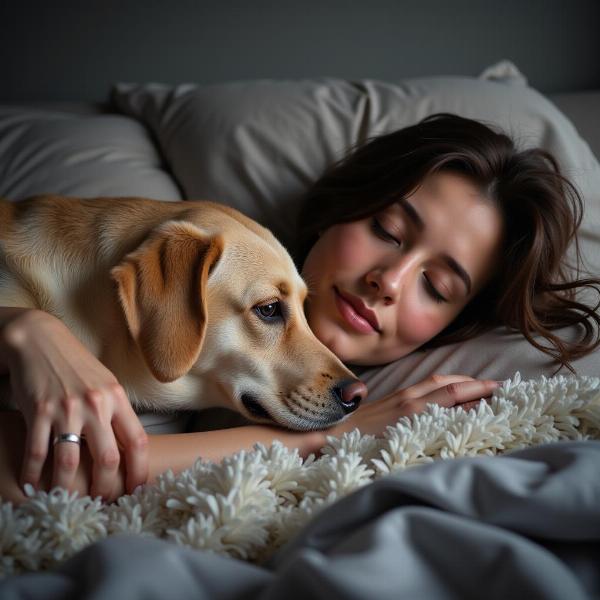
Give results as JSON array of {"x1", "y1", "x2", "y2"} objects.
[
  {"x1": 423, "y1": 274, "x2": 447, "y2": 304},
  {"x1": 370, "y1": 216, "x2": 401, "y2": 246},
  {"x1": 370, "y1": 217, "x2": 448, "y2": 304}
]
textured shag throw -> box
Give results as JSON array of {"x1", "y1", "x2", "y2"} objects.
[{"x1": 1, "y1": 371, "x2": 599, "y2": 577}]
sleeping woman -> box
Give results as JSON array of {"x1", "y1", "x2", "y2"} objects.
[{"x1": 0, "y1": 113, "x2": 599, "y2": 505}]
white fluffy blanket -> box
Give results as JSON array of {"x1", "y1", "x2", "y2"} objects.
[{"x1": 1, "y1": 372, "x2": 599, "y2": 577}]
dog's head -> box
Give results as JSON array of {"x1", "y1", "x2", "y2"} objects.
[{"x1": 110, "y1": 202, "x2": 366, "y2": 430}]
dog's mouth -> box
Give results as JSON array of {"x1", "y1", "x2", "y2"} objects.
[
  {"x1": 241, "y1": 393, "x2": 271, "y2": 420},
  {"x1": 240, "y1": 392, "x2": 344, "y2": 431}
]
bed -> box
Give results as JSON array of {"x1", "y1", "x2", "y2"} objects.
[{"x1": 0, "y1": 10, "x2": 599, "y2": 597}]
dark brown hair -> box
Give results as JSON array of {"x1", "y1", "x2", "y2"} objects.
[{"x1": 295, "y1": 113, "x2": 600, "y2": 373}]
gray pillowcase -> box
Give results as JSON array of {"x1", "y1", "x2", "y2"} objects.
[
  {"x1": 549, "y1": 90, "x2": 600, "y2": 164},
  {"x1": 0, "y1": 105, "x2": 182, "y2": 201},
  {"x1": 111, "y1": 73, "x2": 600, "y2": 276},
  {"x1": 112, "y1": 79, "x2": 361, "y2": 253}
]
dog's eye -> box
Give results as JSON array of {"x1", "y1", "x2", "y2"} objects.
[{"x1": 255, "y1": 301, "x2": 283, "y2": 321}]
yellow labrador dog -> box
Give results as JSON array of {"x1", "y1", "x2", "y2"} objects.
[{"x1": 0, "y1": 195, "x2": 366, "y2": 430}]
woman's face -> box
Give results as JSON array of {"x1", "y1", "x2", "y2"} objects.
[{"x1": 301, "y1": 171, "x2": 505, "y2": 366}]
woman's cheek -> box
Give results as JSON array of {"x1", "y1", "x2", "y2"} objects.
[
  {"x1": 327, "y1": 224, "x2": 370, "y2": 269},
  {"x1": 397, "y1": 306, "x2": 447, "y2": 346}
]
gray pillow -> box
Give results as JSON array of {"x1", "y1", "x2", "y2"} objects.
[
  {"x1": 112, "y1": 79, "x2": 361, "y2": 253},
  {"x1": 111, "y1": 69, "x2": 600, "y2": 279},
  {"x1": 0, "y1": 105, "x2": 182, "y2": 201},
  {"x1": 549, "y1": 90, "x2": 600, "y2": 164}
]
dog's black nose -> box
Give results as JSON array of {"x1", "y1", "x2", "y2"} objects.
[{"x1": 331, "y1": 379, "x2": 367, "y2": 414}]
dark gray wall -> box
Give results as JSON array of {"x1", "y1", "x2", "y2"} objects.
[{"x1": 2, "y1": 0, "x2": 599, "y2": 103}]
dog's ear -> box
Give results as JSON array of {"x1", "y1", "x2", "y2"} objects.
[{"x1": 110, "y1": 220, "x2": 223, "y2": 383}]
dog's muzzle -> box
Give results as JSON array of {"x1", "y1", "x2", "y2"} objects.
[{"x1": 241, "y1": 379, "x2": 367, "y2": 425}]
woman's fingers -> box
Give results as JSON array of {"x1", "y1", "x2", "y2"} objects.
[
  {"x1": 85, "y1": 426, "x2": 121, "y2": 501},
  {"x1": 20, "y1": 413, "x2": 52, "y2": 490},
  {"x1": 5, "y1": 311, "x2": 137, "y2": 501},
  {"x1": 420, "y1": 379, "x2": 499, "y2": 409},
  {"x1": 111, "y1": 397, "x2": 149, "y2": 495},
  {"x1": 51, "y1": 425, "x2": 84, "y2": 495},
  {"x1": 399, "y1": 374, "x2": 476, "y2": 400},
  {"x1": 461, "y1": 399, "x2": 486, "y2": 411},
  {"x1": 19, "y1": 386, "x2": 139, "y2": 502}
]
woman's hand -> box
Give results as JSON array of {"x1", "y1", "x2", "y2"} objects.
[
  {"x1": 328, "y1": 374, "x2": 500, "y2": 438},
  {"x1": 2, "y1": 309, "x2": 148, "y2": 501},
  {"x1": 0, "y1": 410, "x2": 127, "y2": 506}
]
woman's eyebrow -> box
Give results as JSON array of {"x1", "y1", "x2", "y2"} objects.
[
  {"x1": 397, "y1": 197, "x2": 472, "y2": 296},
  {"x1": 397, "y1": 197, "x2": 424, "y2": 231},
  {"x1": 443, "y1": 255, "x2": 472, "y2": 296}
]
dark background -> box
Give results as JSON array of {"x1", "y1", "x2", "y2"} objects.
[{"x1": 1, "y1": 0, "x2": 599, "y2": 103}]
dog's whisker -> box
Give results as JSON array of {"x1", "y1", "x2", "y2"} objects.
[{"x1": 285, "y1": 390, "x2": 326, "y2": 417}]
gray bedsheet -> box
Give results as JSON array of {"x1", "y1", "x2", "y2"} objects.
[{"x1": 1, "y1": 441, "x2": 599, "y2": 599}]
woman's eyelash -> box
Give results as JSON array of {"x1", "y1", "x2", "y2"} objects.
[
  {"x1": 423, "y1": 274, "x2": 448, "y2": 304},
  {"x1": 370, "y1": 217, "x2": 400, "y2": 245}
]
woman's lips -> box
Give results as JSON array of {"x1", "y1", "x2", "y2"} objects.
[{"x1": 334, "y1": 287, "x2": 381, "y2": 334}]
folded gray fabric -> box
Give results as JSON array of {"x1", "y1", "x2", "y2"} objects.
[
  {"x1": 0, "y1": 105, "x2": 182, "y2": 201},
  {"x1": 1, "y1": 441, "x2": 598, "y2": 600}
]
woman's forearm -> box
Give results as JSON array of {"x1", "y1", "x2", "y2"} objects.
[
  {"x1": 0, "y1": 411, "x2": 327, "y2": 504},
  {"x1": 146, "y1": 424, "x2": 326, "y2": 483}
]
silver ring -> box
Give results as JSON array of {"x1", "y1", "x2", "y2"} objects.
[{"x1": 52, "y1": 433, "x2": 85, "y2": 446}]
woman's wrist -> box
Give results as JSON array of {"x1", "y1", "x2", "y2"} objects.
[
  {"x1": 0, "y1": 309, "x2": 51, "y2": 373},
  {"x1": 1, "y1": 308, "x2": 53, "y2": 348}
]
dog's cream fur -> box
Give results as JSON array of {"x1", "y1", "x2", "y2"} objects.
[{"x1": 0, "y1": 196, "x2": 364, "y2": 430}]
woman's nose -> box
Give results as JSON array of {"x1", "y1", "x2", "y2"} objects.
[{"x1": 366, "y1": 260, "x2": 410, "y2": 304}]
